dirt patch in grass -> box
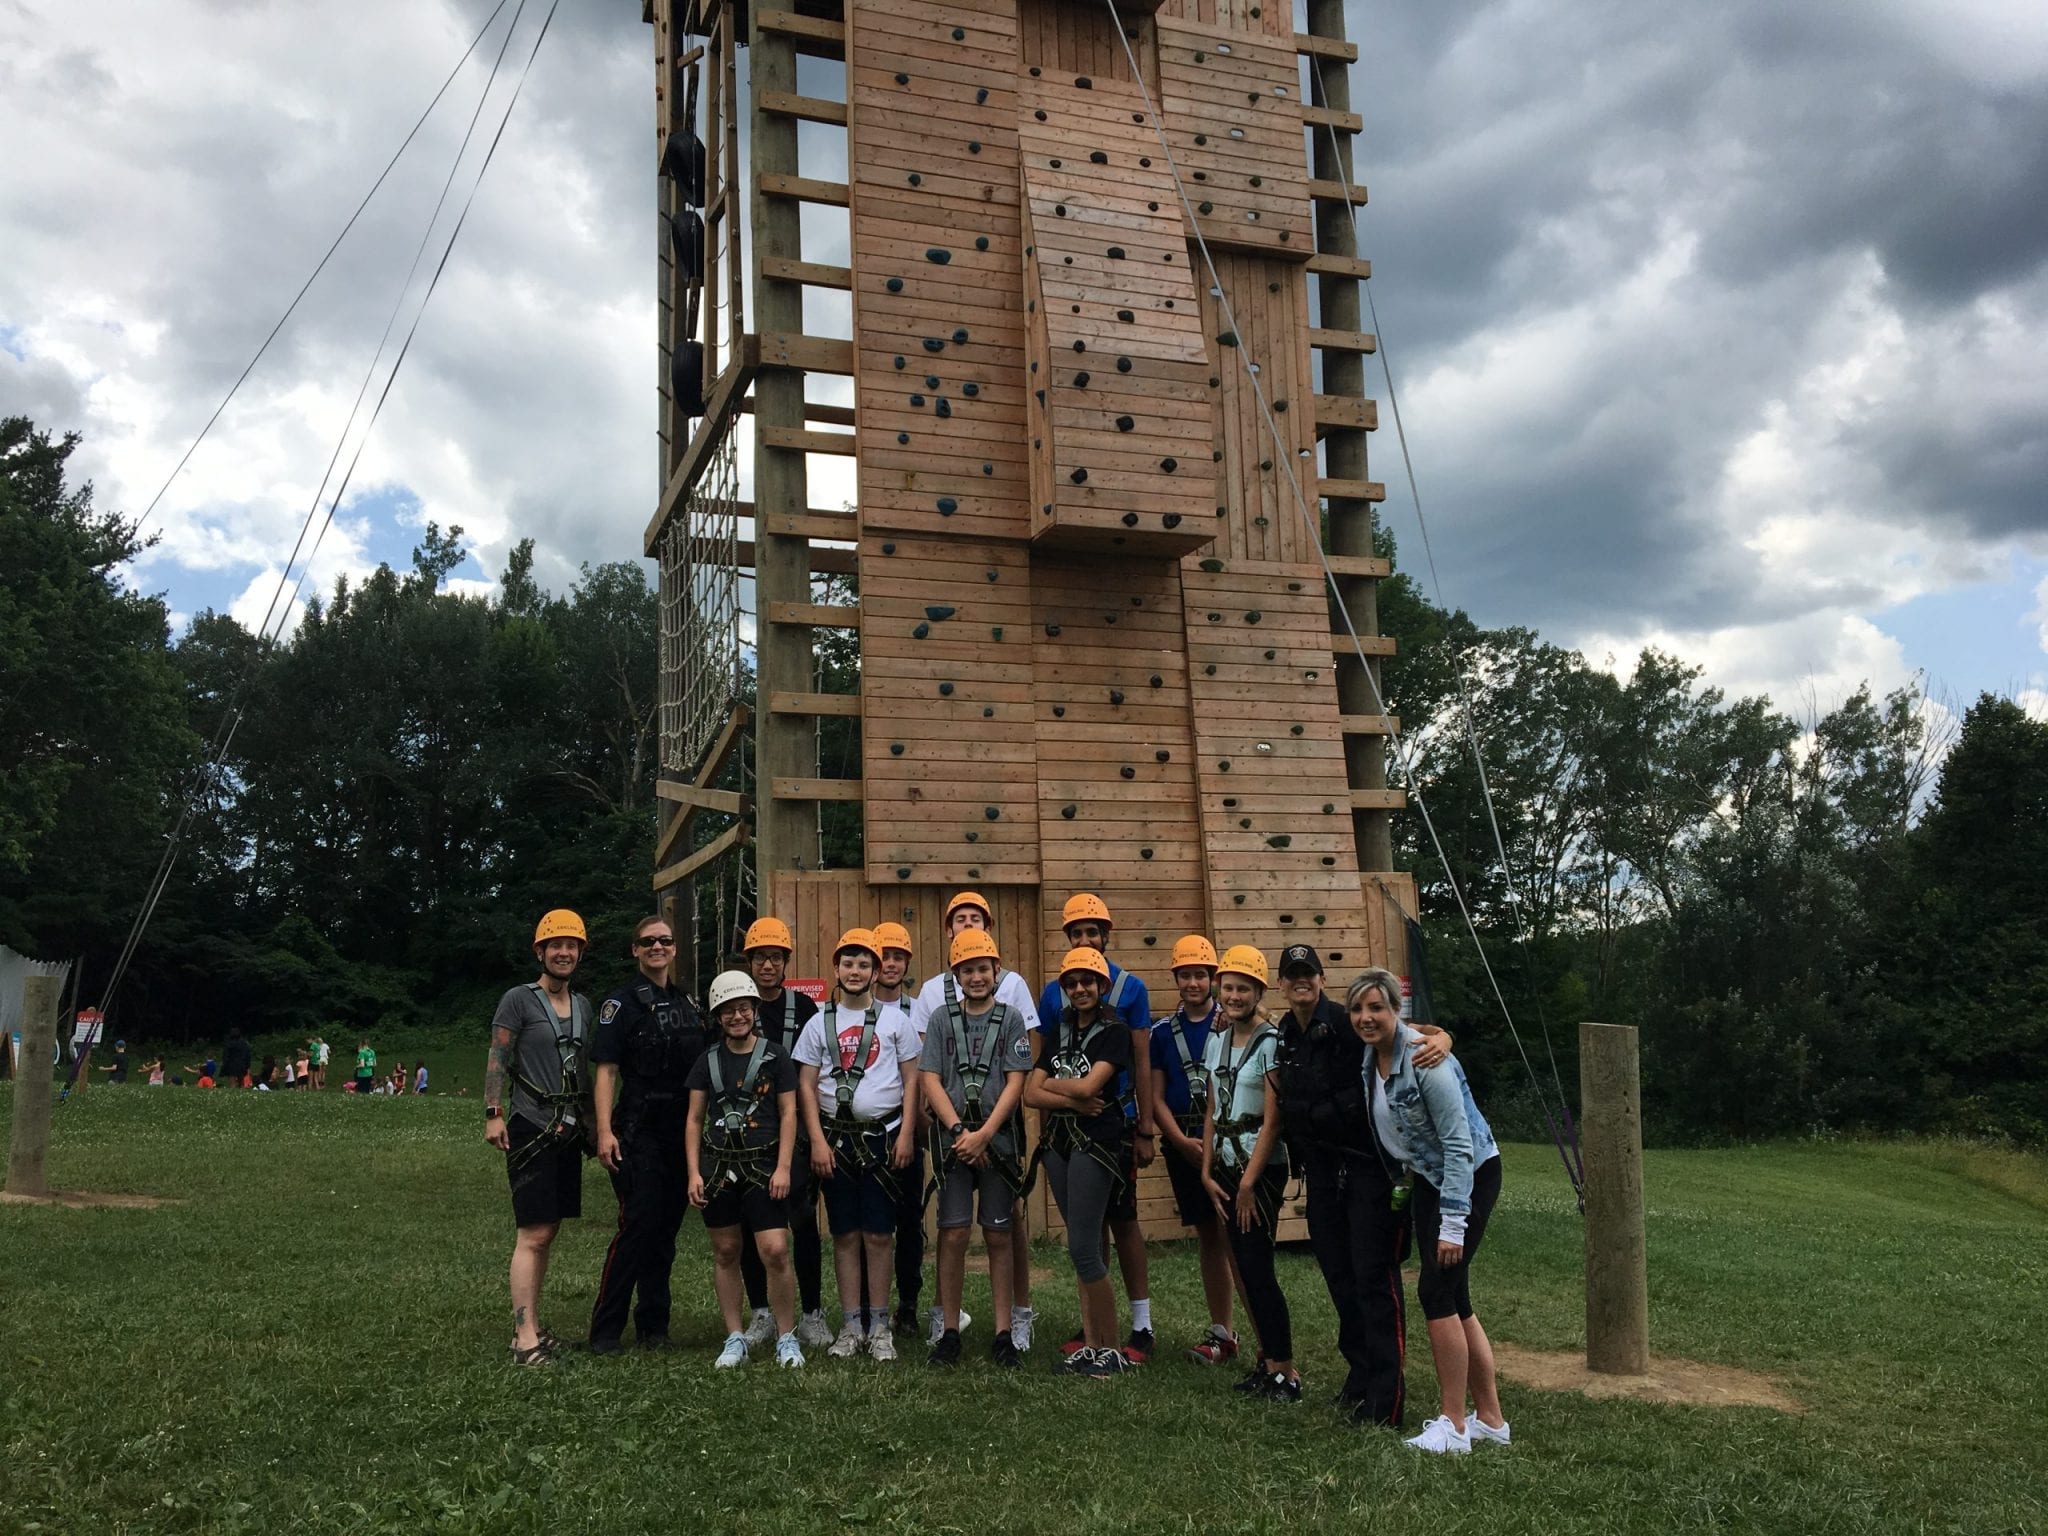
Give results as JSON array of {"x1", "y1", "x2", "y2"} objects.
[
  {"x1": 0, "y1": 1189, "x2": 179, "y2": 1210},
  {"x1": 1494, "y1": 1344, "x2": 1804, "y2": 1413}
]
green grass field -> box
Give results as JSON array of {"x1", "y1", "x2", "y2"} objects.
[{"x1": 2, "y1": 1087, "x2": 2043, "y2": 1535}]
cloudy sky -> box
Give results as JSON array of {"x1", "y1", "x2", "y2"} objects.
[{"x1": 3, "y1": 0, "x2": 2043, "y2": 721}]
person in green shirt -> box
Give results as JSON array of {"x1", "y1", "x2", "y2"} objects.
[{"x1": 354, "y1": 1039, "x2": 377, "y2": 1097}]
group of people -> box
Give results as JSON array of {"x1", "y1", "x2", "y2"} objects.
[
  {"x1": 93, "y1": 1033, "x2": 437, "y2": 1097},
  {"x1": 485, "y1": 892, "x2": 1510, "y2": 1453}
]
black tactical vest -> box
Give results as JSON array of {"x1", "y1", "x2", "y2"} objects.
[{"x1": 618, "y1": 982, "x2": 706, "y2": 1109}]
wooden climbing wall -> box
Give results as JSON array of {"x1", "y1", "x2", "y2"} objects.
[{"x1": 837, "y1": 0, "x2": 1382, "y2": 1043}]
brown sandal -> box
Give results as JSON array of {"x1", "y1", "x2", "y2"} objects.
[{"x1": 509, "y1": 1338, "x2": 556, "y2": 1366}]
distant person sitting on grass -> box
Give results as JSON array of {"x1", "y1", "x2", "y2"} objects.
[
  {"x1": 485, "y1": 908, "x2": 594, "y2": 1367},
  {"x1": 255, "y1": 1055, "x2": 277, "y2": 1089},
  {"x1": 354, "y1": 1038, "x2": 376, "y2": 1097},
  {"x1": 1348, "y1": 967, "x2": 1509, "y2": 1456}
]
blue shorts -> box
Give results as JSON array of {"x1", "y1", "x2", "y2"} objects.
[{"x1": 821, "y1": 1138, "x2": 898, "y2": 1236}]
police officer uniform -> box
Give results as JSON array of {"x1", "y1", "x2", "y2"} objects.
[
  {"x1": 1270, "y1": 944, "x2": 1410, "y2": 1425},
  {"x1": 587, "y1": 975, "x2": 708, "y2": 1349}
]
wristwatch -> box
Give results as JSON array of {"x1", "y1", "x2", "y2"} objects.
[{"x1": 484, "y1": 1105, "x2": 503, "y2": 1121}]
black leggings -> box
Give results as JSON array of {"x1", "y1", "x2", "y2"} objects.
[
  {"x1": 1413, "y1": 1155, "x2": 1502, "y2": 1321},
  {"x1": 1221, "y1": 1166, "x2": 1293, "y2": 1363},
  {"x1": 743, "y1": 1175, "x2": 822, "y2": 1314}
]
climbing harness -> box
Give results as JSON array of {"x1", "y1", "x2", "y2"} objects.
[
  {"x1": 1163, "y1": 1006, "x2": 1215, "y2": 1137},
  {"x1": 1034, "y1": 1009, "x2": 1131, "y2": 1194},
  {"x1": 703, "y1": 1039, "x2": 774, "y2": 1191},
  {"x1": 508, "y1": 983, "x2": 590, "y2": 1172},
  {"x1": 925, "y1": 979, "x2": 1030, "y2": 1203},
  {"x1": 818, "y1": 1002, "x2": 897, "y2": 1196}
]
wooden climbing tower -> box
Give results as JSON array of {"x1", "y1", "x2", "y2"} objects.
[{"x1": 642, "y1": 0, "x2": 1415, "y2": 1016}]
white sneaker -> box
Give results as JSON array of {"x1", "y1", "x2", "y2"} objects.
[
  {"x1": 714, "y1": 1331, "x2": 748, "y2": 1369},
  {"x1": 1405, "y1": 1416, "x2": 1472, "y2": 1455},
  {"x1": 926, "y1": 1306, "x2": 973, "y2": 1346},
  {"x1": 828, "y1": 1322, "x2": 866, "y2": 1358},
  {"x1": 797, "y1": 1309, "x2": 834, "y2": 1347},
  {"x1": 742, "y1": 1307, "x2": 776, "y2": 1347},
  {"x1": 1012, "y1": 1306, "x2": 1033, "y2": 1353},
  {"x1": 868, "y1": 1327, "x2": 898, "y2": 1361},
  {"x1": 1467, "y1": 1415, "x2": 1511, "y2": 1446},
  {"x1": 775, "y1": 1332, "x2": 806, "y2": 1369}
]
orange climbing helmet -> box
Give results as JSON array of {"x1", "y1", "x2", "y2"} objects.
[
  {"x1": 834, "y1": 927, "x2": 882, "y2": 961},
  {"x1": 1058, "y1": 946, "x2": 1113, "y2": 984},
  {"x1": 1061, "y1": 892, "x2": 1114, "y2": 931},
  {"x1": 1217, "y1": 944, "x2": 1270, "y2": 989},
  {"x1": 873, "y1": 921, "x2": 913, "y2": 956},
  {"x1": 532, "y1": 909, "x2": 588, "y2": 948},
  {"x1": 949, "y1": 930, "x2": 1002, "y2": 968},
  {"x1": 1170, "y1": 935, "x2": 1220, "y2": 972},
  {"x1": 743, "y1": 917, "x2": 794, "y2": 955},
  {"x1": 944, "y1": 890, "x2": 994, "y2": 926}
]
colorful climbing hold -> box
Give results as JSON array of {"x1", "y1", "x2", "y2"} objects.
[
  {"x1": 925, "y1": 604, "x2": 955, "y2": 620},
  {"x1": 936, "y1": 497, "x2": 956, "y2": 515},
  {"x1": 939, "y1": 682, "x2": 954, "y2": 696},
  {"x1": 926, "y1": 248, "x2": 951, "y2": 264},
  {"x1": 886, "y1": 277, "x2": 904, "y2": 293},
  {"x1": 1120, "y1": 765, "x2": 1135, "y2": 779},
  {"x1": 1061, "y1": 804, "x2": 1076, "y2": 819},
  {"x1": 1115, "y1": 415, "x2": 1134, "y2": 432},
  {"x1": 912, "y1": 622, "x2": 931, "y2": 639}
]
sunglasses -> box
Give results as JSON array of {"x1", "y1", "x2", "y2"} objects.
[
  {"x1": 1060, "y1": 975, "x2": 1102, "y2": 991},
  {"x1": 636, "y1": 935, "x2": 676, "y2": 949}
]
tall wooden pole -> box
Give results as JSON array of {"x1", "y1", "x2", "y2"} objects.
[
  {"x1": 1580, "y1": 1020, "x2": 1649, "y2": 1374},
  {"x1": 6, "y1": 974, "x2": 61, "y2": 1197}
]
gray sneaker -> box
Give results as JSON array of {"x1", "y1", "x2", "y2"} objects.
[
  {"x1": 1468, "y1": 1415, "x2": 1511, "y2": 1446},
  {"x1": 742, "y1": 1307, "x2": 776, "y2": 1347},
  {"x1": 797, "y1": 1310, "x2": 834, "y2": 1347},
  {"x1": 926, "y1": 1306, "x2": 972, "y2": 1346}
]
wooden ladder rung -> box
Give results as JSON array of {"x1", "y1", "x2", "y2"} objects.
[
  {"x1": 760, "y1": 256, "x2": 852, "y2": 289},
  {"x1": 1314, "y1": 395, "x2": 1378, "y2": 434},
  {"x1": 760, "y1": 426, "x2": 856, "y2": 456},
  {"x1": 755, "y1": 9, "x2": 846, "y2": 58},
  {"x1": 1308, "y1": 252, "x2": 1373, "y2": 281},
  {"x1": 735, "y1": 540, "x2": 856, "y2": 576},
  {"x1": 770, "y1": 691, "x2": 862, "y2": 717},
  {"x1": 757, "y1": 89, "x2": 847, "y2": 126},
  {"x1": 759, "y1": 173, "x2": 849, "y2": 207},
  {"x1": 757, "y1": 333, "x2": 854, "y2": 374},
  {"x1": 1329, "y1": 632, "x2": 1398, "y2": 656},
  {"x1": 765, "y1": 602, "x2": 860, "y2": 628},
  {"x1": 1294, "y1": 32, "x2": 1359, "y2": 61},
  {"x1": 1317, "y1": 476, "x2": 1387, "y2": 503},
  {"x1": 1308, "y1": 178, "x2": 1368, "y2": 204},
  {"x1": 1300, "y1": 105, "x2": 1363, "y2": 133},
  {"x1": 1349, "y1": 789, "x2": 1408, "y2": 811},
  {"x1": 760, "y1": 510, "x2": 857, "y2": 540},
  {"x1": 1309, "y1": 328, "x2": 1377, "y2": 354},
  {"x1": 1322, "y1": 553, "x2": 1392, "y2": 579},
  {"x1": 1340, "y1": 714, "x2": 1400, "y2": 736},
  {"x1": 771, "y1": 776, "x2": 864, "y2": 802}
]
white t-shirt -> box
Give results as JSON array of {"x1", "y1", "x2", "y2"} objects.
[
  {"x1": 908, "y1": 967, "x2": 1041, "y2": 1040},
  {"x1": 794, "y1": 998, "x2": 921, "y2": 1128}
]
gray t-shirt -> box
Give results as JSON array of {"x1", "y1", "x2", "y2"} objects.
[
  {"x1": 918, "y1": 990, "x2": 1034, "y2": 1152},
  {"x1": 491, "y1": 984, "x2": 589, "y2": 1129}
]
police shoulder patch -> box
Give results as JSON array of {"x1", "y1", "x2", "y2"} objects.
[{"x1": 598, "y1": 999, "x2": 622, "y2": 1026}]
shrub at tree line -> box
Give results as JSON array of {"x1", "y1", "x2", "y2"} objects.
[{"x1": 3, "y1": 416, "x2": 2041, "y2": 1143}]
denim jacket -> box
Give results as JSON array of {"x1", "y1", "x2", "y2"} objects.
[{"x1": 1369, "y1": 1024, "x2": 1498, "y2": 1225}]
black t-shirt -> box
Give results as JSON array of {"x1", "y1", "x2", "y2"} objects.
[
  {"x1": 755, "y1": 988, "x2": 819, "y2": 1056},
  {"x1": 108, "y1": 1050, "x2": 128, "y2": 1083},
  {"x1": 1036, "y1": 1009, "x2": 1132, "y2": 1146},
  {"x1": 686, "y1": 1038, "x2": 798, "y2": 1150}
]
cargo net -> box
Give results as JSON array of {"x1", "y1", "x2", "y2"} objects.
[{"x1": 658, "y1": 423, "x2": 741, "y2": 775}]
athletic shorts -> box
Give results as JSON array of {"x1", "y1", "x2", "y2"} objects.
[
  {"x1": 1414, "y1": 1154, "x2": 1502, "y2": 1321},
  {"x1": 1108, "y1": 1135, "x2": 1140, "y2": 1223},
  {"x1": 821, "y1": 1136, "x2": 898, "y2": 1236},
  {"x1": 1163, "y1": 1140, "x2": 1214, "y2": 1227},
  {"x1": 507, "y1": 1116, "x2": 583, "y2": 1227},
  {"x1": 934, "y1": 1158, "x2": 1016, "y2": 1231},
  {"x1": 703, "y1": 1180, "x2": 788, "y2": 1234}
]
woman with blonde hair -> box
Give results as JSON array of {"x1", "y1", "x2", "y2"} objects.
[{"x1": 1347, "y1": 967, "x2": 1508, "y2": 1454}]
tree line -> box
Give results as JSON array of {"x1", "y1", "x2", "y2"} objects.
[{"x1": 3, "y1": 416, "x2": 2040, "y2": 1142}]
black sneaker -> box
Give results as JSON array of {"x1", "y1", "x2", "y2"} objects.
[
  {"x1": 1233, "y1": 1361, "x2": 1273, "y2": 1395},
  {"x1": 928, "y1": 1328, "x2": 962, "y2": 1367},
  {"x1": 1265, "y1": 1372, "x2": 1304, "y2": 1404},
  {"x1": 990, "y1": 1330, "x2": 1022, "y2": 1369},
  {"x1": 636, "y1": 1332, "x2": 672, "y2": 1351},
  {"x1": 585, "y1": 1336, "x2": 625, "y2": 1357},
  {"x1": 1056, "y1": 1345, "x2": 1098, "y2": 1375},
  {"x1": 1123, "y1": 1327, "x2": 1154, "y2": 1365},
  {"x1": 893, "y1": 1308, "x2": 920, "y2": 1339},
  {"x1": 1081, "y1": 1347, "x2": 1131, "y2": 1378}
]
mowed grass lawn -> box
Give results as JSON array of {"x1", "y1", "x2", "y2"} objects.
[{"x1": 2, "y1": 1088, "x2": 2044, "y2": 1535}]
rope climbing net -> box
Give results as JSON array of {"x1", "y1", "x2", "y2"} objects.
[{"x1": 658, "y1": 412, "x2": 742, "y2": 776}]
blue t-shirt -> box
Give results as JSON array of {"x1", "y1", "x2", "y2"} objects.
[
  {"x1": 1038, "y1": 961, "x2": 1152, "y2": 1122},
  {"x1": 1149, "y1": 1004, "x2": 1220, "y2": 1119}
]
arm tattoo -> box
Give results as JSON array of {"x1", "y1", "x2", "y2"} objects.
[{"x1": 485, "y1": 1023, "x2": 517, "y2": 1110}]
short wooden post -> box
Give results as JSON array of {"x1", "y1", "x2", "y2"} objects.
[
  {"x1": 1580, "y1": 1021, "x2": 1648, "y2": 1374},
  {"x1": 6, "y1": 974, "x2": 61, "y2": 1197}
]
